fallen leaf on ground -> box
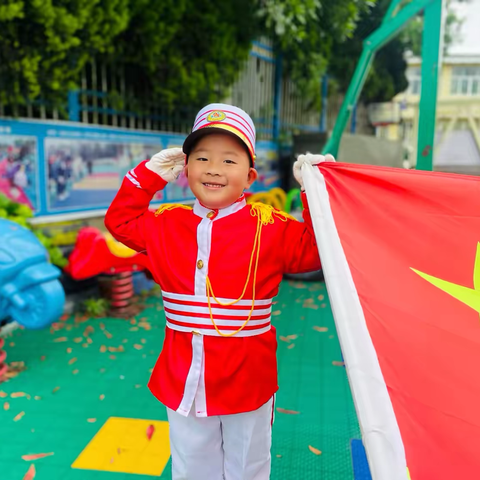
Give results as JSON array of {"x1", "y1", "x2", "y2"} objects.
[
  {"x1": 0, "y1": 391, "x2": 7, "y2": 398},
  {"x1": 99, "y1": 394, "x2": 105, "y2": 400},
  {"x1": 22, "y1": 464, "x2": 36, "y2": 480},
  {"x1": 141, "y1": 339, "x2": 146, "y2": 344},
  {"x1": 313, "y1": 326, "x2": 328, "y2": 333},
  {"x1": 276, "y1": 454, "x2": 282, "y2": 458},
  {"x1": 276, "y1": 408, "x2": 300, "y2": 415},
  {"x1": 52, "y1": 387, "x2": 60, "y2": 393},
  {"x1": 9, "y1": 342, "x2": 15, "y2": 347},
  {"x1": 108, "y1": 346, "x2": 121, "y2": 353},
  {"x1": 130, "y1": 319, "x2": 137, "y2": 325},
  {"x1": 34, "y1": 396, "x2": 41, "y2": 401},
  {"x1": 332, "y1": 361, "x2": 345, "y2": 367},
  {"x1": 99, "y1": 323, "x2": 105, "y2": 330},
  {"x1": 40, "y1": 356, "x2": 46, "y2": 361},
  {"x1": 100, "y1": 345, "x2": 107, "y2": 353},
  {"x1": 287, "y1": 344, "x2": 295, "y2": 350},
  {"x1": 317, "y1": 295, "x2": 325, "y2": 301},
  {"x1": 21, "y1": 453, "x2": 54, "y2": 461},
  {"x1": 329, "y1": 335, "x2": 334, "y2": 339},
  {"x1": 11, "y1": 392, "x2": 26, "y2": 398},
  {"x1": 321, "y1": 303, "x2": 326, "y2": 308},
  {"x1": 272, "y1": 311, "x2": 282, "y2": 316},
  {"x1": 84, "y1": 326, "x2": 94, "y2": 336},
  {"x1": 129, "y1": 327, "x2": 139, "y2": 332},
  {"x1": 53, "y1": 337, "x2": 68, "y2": 343},
  {"x1": 304, "y1": 298, "x2": 314, "y2": 304},
  {"x1": 4, "y1": 402, "x2": 9, "y2": 410},
  {"x1": 134, "y1": 344, "x2": 143, "y2": 350},
  {"x1": 73, "y1": 337, "x2": 83, "y2": 343},
  {"x1": 68, "y1": 357, "x2": 77, "y2": 365},
  {"x1": 72, "y1": 369, "x2": 79, "y2": 375},
  {"x1": 66, "y1": 348, "x2": 72, "y2": 354},
  {"x1": 286, "y1": 334, "x2": 298, "y2": 341},
  {"x1": 122, "y1": 339, "x2": 128, "y2": 344},
  {"x1": 87, "y1": 418, "x2": 97, "y2": 423},
  {"x1": 14, "y1": 411, "x2": 25, "y2": 421},
  {"x1": 303, "y1": 304, "x2": 319, "y2": 310},
  {"x1": 104, "y1": 331, "x2": 113, "y2": 339},
  {"x1": 135, "y1": 384, "x2": 142, "y2": 389},
  {"x1": 109, "y1": 355, "x2": 116, "y2": 360},
  {"x1": 308, "y1": 445, "x2": 322, "y2": 455},
  {"x1": 146, "y1": 424, "x2": 155, "y2": 440}
]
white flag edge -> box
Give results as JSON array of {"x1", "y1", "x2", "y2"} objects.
[{"x1": 303, "y1": 162, "x2": 408, "y2": 480}]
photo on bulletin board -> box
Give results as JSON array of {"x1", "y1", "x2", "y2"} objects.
[
  {"x1": 0, "y1": 135, "x2": 38, "y2": 210},
  {"x1": 250, "y1": 142, "x2": 280, "y2": 192},
  {"x1": 45, "y1": 138, "x2": 163, "y2": 210}
]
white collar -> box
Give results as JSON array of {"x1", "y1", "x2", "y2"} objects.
[{"x1": 193, "y1": 196, "x2": 247, "y2": 220}]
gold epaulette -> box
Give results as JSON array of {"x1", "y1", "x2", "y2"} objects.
[
  {"x1": 249, "y1": 202, "x2": 298, "y2": 225},
  {"x1": 154, "y1": 203, "x2": 193, "y2": 217}
]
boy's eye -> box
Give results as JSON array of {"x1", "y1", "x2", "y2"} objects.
[
  {"x1": 196, "y1": 157, "x2": 208, "y2": 161},
  {"x1": 224, "y1": 159, "x2": 236, "y2": 164}
]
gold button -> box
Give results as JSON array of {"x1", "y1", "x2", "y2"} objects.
[
  {"x1": 192, "y1": 330, "x2": 201, "y2": 336},
  {"x1": 197, "y1": 260, "x2": 204, "y2": 269},
  {"x1": 207, "y1": 211, "x2": 215, "y2": 219}
]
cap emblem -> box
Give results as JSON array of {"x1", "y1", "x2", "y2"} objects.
[{"x1": 207, "y1": 111, "x2": 226, "y2": 122}]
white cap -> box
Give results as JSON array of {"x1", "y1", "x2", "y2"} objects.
[{"x1": 183, "y1": 103, "x2": 256, "y2": 164}]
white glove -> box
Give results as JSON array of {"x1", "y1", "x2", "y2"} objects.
[
  {"x1": 293, "y1": 152, "x2": 335, "y2": 190},
  {"x1": 145, "y1": 148, "x2": 185, "y2": 183}
]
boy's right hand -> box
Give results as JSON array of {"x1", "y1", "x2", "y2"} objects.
[{"x1": 145, "y1": 148, "x2": 185, "y2": 183}]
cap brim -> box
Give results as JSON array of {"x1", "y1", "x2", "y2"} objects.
[{"x1": 183, "y1": 126, "x2": 255, "y2": 162}]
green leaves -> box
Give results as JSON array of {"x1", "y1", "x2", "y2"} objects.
[{"x1": 0, "y1": 0, "x2": 129, "y2": 107}]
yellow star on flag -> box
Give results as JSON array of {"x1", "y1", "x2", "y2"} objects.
[{"x1": 411, "y1": 243, "x2": 480, "y2": 314}]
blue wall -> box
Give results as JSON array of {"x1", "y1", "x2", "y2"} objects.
[{"x1": 0, "y1": 118, "x2": 280, "y2": 218}]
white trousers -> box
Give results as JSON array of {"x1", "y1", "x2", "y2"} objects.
[{"x1": 167, "y1": 397, "x2": 274, "y2": 480}]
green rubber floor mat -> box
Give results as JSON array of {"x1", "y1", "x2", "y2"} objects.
[{"x1": 0, "y1": 281, "x2": 360, "y2": 479}]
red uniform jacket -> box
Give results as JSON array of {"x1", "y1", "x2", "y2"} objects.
[{"x1": 105, "y1": 160, "x2": 321, "y2": 417}]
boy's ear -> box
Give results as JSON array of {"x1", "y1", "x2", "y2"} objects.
[
  {"x1": 183, "y1": 164, "x2": 189, "y2": 178},
  {"x1": 245, "y1": 168, "x2": 258, "y2": 189}
]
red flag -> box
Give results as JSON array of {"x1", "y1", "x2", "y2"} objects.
[{"x1": 304, "y1": 162, "x2": 480, "y2": 480}]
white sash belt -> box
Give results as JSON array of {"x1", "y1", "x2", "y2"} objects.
[{"x1": 162, "y1": 291, "x2": 272, "y2": 337}]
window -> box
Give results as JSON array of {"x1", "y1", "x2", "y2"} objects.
[
  {"x1": 451, "y1": 66, "x2": 480, "y2": 95},
  {"x1": 406, "y1": 67, "x2": 421, "y2": 95}
]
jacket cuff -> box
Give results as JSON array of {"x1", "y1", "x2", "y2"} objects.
[{"x1": 127, "y1": 160, "x2": 168, "y2": 195}]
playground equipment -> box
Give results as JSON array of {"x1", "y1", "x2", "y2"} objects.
[
  {"x1": 323, "y1": 0, "x2": 443, "y2": 172},
  {"x1": 0, "y1": 219, "x2": 65, "y2": 380},
  {"x1": 65, "y1": 227, "x2": 151, "y2": 316},
  {"x1": 0, "y1": 219, "x2": 65, "y2": 328}
]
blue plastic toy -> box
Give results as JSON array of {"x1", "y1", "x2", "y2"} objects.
[{"x1": 0, "y1": 219, "x2": 65, "y2": 329}]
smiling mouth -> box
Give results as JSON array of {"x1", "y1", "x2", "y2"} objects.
[{"x1": 203, "y1": 183, "x2": 225, "y2": 189}]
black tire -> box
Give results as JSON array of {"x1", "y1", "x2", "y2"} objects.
[{"x1": 283, "y1": 270, "x2": 324, "y2": 282}]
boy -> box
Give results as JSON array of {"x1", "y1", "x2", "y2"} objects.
[{"x1": 105, "y1": 103, "x2": 333, "y2": 480}]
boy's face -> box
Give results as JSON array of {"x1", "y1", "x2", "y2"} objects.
[{"x1": 185, "y1": 133, "x2": 257, "y2": 210}]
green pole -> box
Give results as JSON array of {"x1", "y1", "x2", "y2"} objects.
[
  {"x1": 322, "y1": 50, "x2": 374, "y2": 157},
  {"x1": 416, "y1": 0, "x2": 444, "y2": 171}
]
